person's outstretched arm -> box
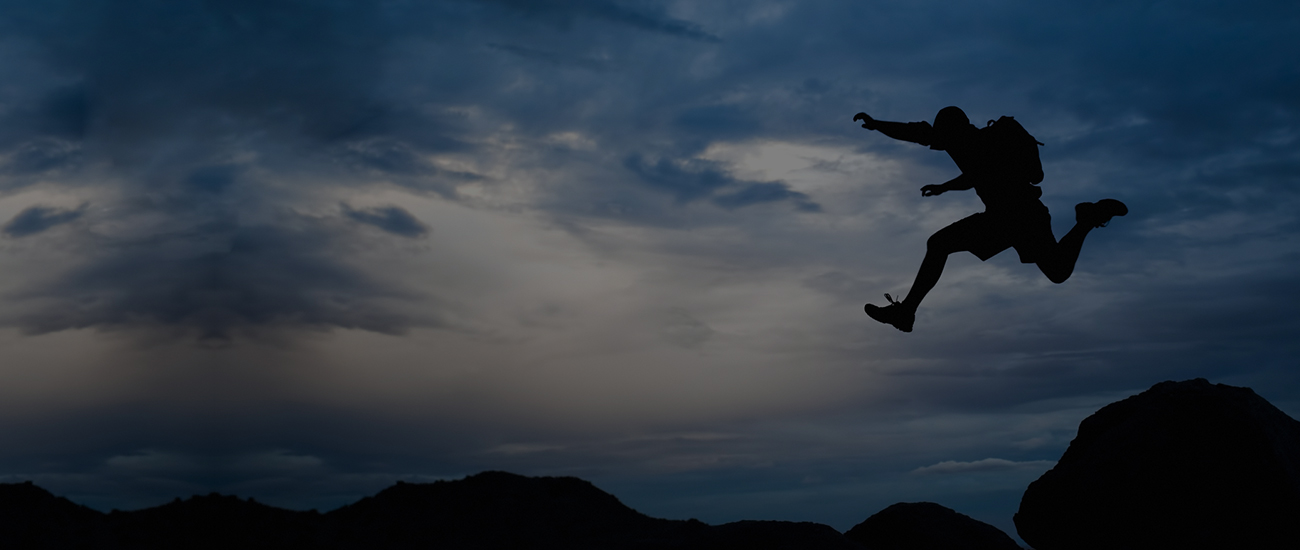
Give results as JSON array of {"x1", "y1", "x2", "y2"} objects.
[
  {"x1": 854, "y1": 112, "x2": 934, "y2": 146},
  {"x1": 920, "y1": 174, "x2": 974, "y2": 196}
]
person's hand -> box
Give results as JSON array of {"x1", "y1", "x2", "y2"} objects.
[
  {"x1": 921, "y1": 184, "x2": 946, "y2": 196},
  {"x1": 853, "y1": 112, "x2": 876, "y2": 130}
]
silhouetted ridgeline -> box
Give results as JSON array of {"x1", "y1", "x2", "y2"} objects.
[
  {"x1": 1, "y1": 471, "x2": 868, "y2": 549},
  {"x1": 6, "y1": 379, "x2": 1297, "y2": 549},
  {"x1": 845, "y1": 502, "x2": 1022, "y2": 550}
]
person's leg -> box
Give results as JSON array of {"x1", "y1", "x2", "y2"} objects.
[
  {"x1": 901, "y1": 235, "x2": 955, "y2": 311},
  {"x1": 1036, "y1": 223, "x2": 1090, "y2": 284},
  {"x1": 1035, "y1": 199, "x2": 1127, "y2": 284},
  {"x1": 866, "y1": 215, "x2": 995, "y2": 332}
]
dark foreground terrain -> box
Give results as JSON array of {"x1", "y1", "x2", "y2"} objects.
[
  {"x1": 5, "y1": 378, "x2": 1298, "y2": 549},
  {"x1": 2, "y1": 468, "x2": 1026, "y2": 550},
  {"x1": 2, "y1": 470, "x2": 872, "y2": 550}
]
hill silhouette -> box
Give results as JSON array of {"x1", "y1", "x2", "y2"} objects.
[
  {"x1": 11, "y1": 378, "x2": 1295, "y2": 549},
  {"x1": 0, "y1": 480, "x2": 102, "y2": 548},
  {"x1": 326, "y1": 472, "x2": 706, "y2": 549},
  {"x1": 845, "y1": 501, "x2": 1022, "y2": 550},
  {"x1": 0, "y1": 471, "x2": 863, "y2": 549}
]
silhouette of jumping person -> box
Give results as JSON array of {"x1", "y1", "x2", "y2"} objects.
[{"x1": 854, "y1": 107, "x2": 1127, "y2": 332}]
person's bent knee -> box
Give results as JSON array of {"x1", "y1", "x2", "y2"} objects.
[{"x1": 1039, "y1": 263, "x2": 1071, "y2": 284}]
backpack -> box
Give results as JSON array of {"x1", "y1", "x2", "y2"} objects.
[{"x1": 984, "y1": 116, "x2": 1045, "y2": 184}]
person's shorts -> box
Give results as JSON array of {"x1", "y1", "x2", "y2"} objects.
[{"x1": 932, "y1": 201, "x2": 1056, "y2": 263}]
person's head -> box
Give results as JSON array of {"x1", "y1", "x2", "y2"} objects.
[{"x1": 930, "y1": 106, "x2": 971, "y2": 150}]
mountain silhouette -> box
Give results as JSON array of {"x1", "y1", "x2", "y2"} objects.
[
  {"x1": 325, "y1": 471, "x2": 708, "y2": 549},
  {"x1": 845, "y1": 501, "x2": 1022, "y2": 550},
  {"x1": 0, "y1": 471, "x2": 866, "y2": 549},
  {"x1": 0, "y1": 471, "x2": 1038, "y2": 549},
  {"x1": 13, "y1": 378, "x2": 1296, "y2": 549},
  {"x1": 110, "y1": 493, "x2": 332, "y2": 549},
  {"x1": 0, "y1": 481, "x2": 102, "y2": 548}
]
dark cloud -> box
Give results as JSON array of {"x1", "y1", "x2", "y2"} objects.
[
  {"x1": 0, "y1": 87, "x2": 88, "y2": 182},
  {"x1": 1, "y1": 138, "x2": 82, "y2": 178},
  {"x1": 185, "y1": 165, "x2": 240, "y2": 194},
  {"x1": 713, "y1": 182, "x2": 821, "y2": 213},
  {"x1": 2, "y1": 204, "x2": 86, "y2": 237},
  {"x1": 7, "y1": 214, "x2": 441, "y2": 341},
  {"x1": 486, "y1": 43, "x2": 614, "y2": 72},
  {"x1": 332, "y1": 137, "x2": 482, "y2": 191},
  {"x1": 342, "y1": 204, "x2": 430, "y2": 238},
  {"x1": 0, "y1": 0, "x2": 462, "y2": 338},
  {"x1": 570, "y1": 2, "x2": 719, "y2": 42},
  {"x1": 674, "y1": 104, "x2": 762, "y2": 140},
  {"x1": 16, "y1": 85, "x2": 90, "y2": 141},
  {"x1": 478, "y1": 0, "x2": 720, "y2": 42},
  {"x1": 623, "y1": 154, "x2": 820, "y2": 211}
]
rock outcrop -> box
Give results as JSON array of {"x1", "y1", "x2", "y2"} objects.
[
  {"x1": 844, "y1": 501, "x2": 1021, "y2": 550},
  {"x1": 1015, "y1": 378, "x2": 1300, "y2": 550}
]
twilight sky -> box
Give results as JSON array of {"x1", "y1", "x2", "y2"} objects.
[{"x1": 1, "y1": 0, "x2": 1298, "y2": 541}]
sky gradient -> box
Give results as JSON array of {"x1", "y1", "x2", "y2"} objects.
[{"x1": 1, "y1": 0, "x2": 1298, "y2": 542}]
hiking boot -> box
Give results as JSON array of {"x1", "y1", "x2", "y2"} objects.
[
  {"x1": 1075, "y1": 199, "x2": 1128, "y2": 228},
  {"x1": 864, "y1": 293, "x2": 915, "y2": 333}
]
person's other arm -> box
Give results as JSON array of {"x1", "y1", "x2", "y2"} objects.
[{"x1": 854, "y1": 113, "x2": 934, "y2": 146}]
